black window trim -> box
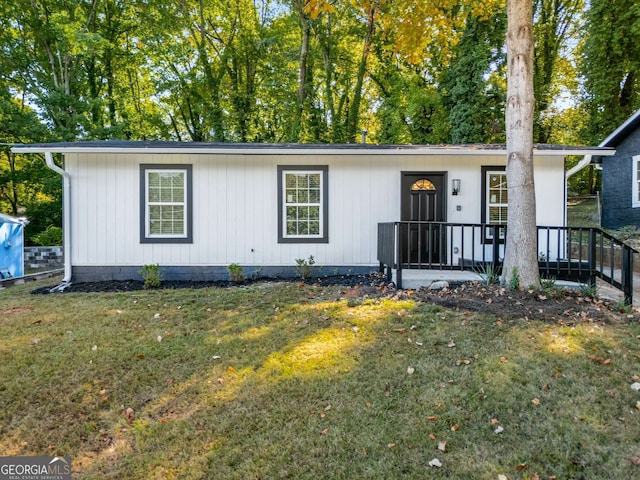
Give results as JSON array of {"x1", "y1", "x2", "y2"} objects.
[
  {"x1": 140, "y1": 163, "x2": 193, "y2": 244},
  {"x1": 277, "y1": 165, "x2": 329, "y2": 244}
]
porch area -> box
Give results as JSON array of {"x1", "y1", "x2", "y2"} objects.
[{"x1": 377, "y1": 222, "x2": 638, "y2": 305}]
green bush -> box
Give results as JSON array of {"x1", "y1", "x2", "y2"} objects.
[
  {"x1": 295, "y1": 255, "x2": 315, "y2": 279},
  {"x1": 138, "y1": 264, "x2": 163, "y2": 289},
  {"x1": 227, "y1": 263, "x2": 245, "y2": 283},
  {"x1": 31, "y1": 226, "x2": 63, "y2": 246}
]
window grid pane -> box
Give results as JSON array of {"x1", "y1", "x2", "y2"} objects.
[
  {"x1": 636, "y1": 161, "x2": 640, "y2": 203},
  {"x1": 487, "y1": 172, "x2": 508, "y2": 225},
  {"x1": 147, "y1": 170, "x2": 187, "y2": 237},
  {"x1": 284, "y1": 171, "x2": 322, "y2": 237}
]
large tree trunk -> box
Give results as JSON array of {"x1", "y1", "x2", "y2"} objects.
[{"x1": 503, "y1": 0, "x2": 540, "y2": 289}]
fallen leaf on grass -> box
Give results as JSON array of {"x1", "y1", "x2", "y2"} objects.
[
  {"x1": 136, "y1": 353, "x2": 145, "y2": 359},
  {"x1": 394, "y1": 328, "x2": 407, "y2": 333},
  {"x1": 588, "y1": 355, "x2": 612, "y2": 364},
  {"x1": 324, "y1": 404, "x2": 332, "y2": 411},
  {"x1": 407, "y1": 367, "x2": 415, "y2": 375},
  {"x1": 631, "y1": 382, "x2": 640, "y2": 392},
  {"x1": 387, "y1": 443, "x2": 396, "y2": 448},
  {"x1": 491, "y1": 418, "x2": 500, "y2": 425},
  {"x1": 428, "y1": 433, "x2": 436, "y2": 440},
  {"x1": 631, "y1": 456, "x2": 640, "y2": 465},
  {"x1": 437, "y1": 441, "x2": 447, "y2": 452},
  {"x1": 320, "y1": 428, "x2": 329, "y2": 435},
  {"x1": 428, "y1": 458, "x2": 442, "y2": 468},
  {"x1": 495, "y1": 426, "x2": 504, "y2": 434},
  {"x1": 531, "y1": 398, "x2": 540, "y2": 406},
  {"x1": 448, "y1": 341, "x2": 456, "y2": 348},
  {"x1": 498, "y1": 475, "x2": 508, "y2": 480},
  {"x1": 451, "y1": 424, "x2": 459, "y2": 431},
  {"x1": 456, "y1": 359, "x2": 471, "y2": 366},
  {"x1": 515, "y1": 463, "x2": 528, "y2": 471}
]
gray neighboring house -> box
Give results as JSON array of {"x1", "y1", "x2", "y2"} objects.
[{"x1": 597, "y1": 108, "x2": 640, "y2": 229}]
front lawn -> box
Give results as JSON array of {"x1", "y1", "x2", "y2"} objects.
[{"x1": 1, "y1": 280, "x2": 640, "y2": 479}]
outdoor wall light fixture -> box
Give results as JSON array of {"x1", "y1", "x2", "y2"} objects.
[{"x1": 452, "y1": 179, "x2": 461, "y2": 195}]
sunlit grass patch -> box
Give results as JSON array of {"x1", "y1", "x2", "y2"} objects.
[{"x1": 1, "y1": 281, "x2": 640, "y2": 479}]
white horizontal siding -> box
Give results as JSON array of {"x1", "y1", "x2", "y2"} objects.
[{"x1": 66, "y1": 152, "x2": 565, "y2": 268}]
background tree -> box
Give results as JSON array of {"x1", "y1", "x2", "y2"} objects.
[
  {"x1": 581, "y1": 0, "x2": 640, "y2": 143},
  {"x1": 532, "y1": 0, "x2": 583, "y2": 143},
  {"x1": 439, "y1": 13, "x2": 507, "y2": 143}
]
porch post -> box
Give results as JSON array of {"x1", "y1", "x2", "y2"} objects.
[
  {"x1": 395, "y1": 222, "x2": 402, "y2": 289},
  {"x1": 588, "y1": 229, "x2": 597, "y2": 289},
  {"x1": 622, "y1": 245, "x2": 633, "y2": 305}
]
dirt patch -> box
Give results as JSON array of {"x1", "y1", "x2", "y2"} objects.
[
  {"x1": 31, "y1": 273, "x2": 634, "y2": 324},
  {"x1": 0, "y1": 306, "x2": 35, "y2": 315},
  {"x1": 409, "y1": 282, "x2": 633, "y2": 324}
]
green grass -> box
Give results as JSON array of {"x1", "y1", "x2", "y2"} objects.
[
  {"x1": 2, "y1": 281, "x2": 640, "y2": 479},
  {"x1": 567, "y1": 196, "x2": 600, "y2": 228}
]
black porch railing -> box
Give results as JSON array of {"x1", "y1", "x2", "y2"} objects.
[{"x1": 377, "y1": 221, "x2": 638, "y2": 305}]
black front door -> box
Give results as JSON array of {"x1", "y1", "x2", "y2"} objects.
[{"x1": 401, "y1": 172, "x2": 446, "y2": 265}]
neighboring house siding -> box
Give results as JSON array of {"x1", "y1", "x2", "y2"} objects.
[
  {"x1": 602, "y1": 128, "x2": 640, "y2": 229},
  {"x1": 64, "y1": 153, "x2": 565, "y2": 280}
]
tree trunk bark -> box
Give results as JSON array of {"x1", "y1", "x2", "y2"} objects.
[
  {"x1": 291, "y1": 12, "x2": 311, "y2": 142},
  {"x1": 345, "y1": 4, "x2": 377, "y2": 143},
  {"x1": 503, "y1": 0, "x2": 540, "y2": 289}
]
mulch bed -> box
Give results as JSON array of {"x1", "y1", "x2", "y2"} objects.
[{"x1": 31, "y1": 272, "x2": 635, "y2": 324}]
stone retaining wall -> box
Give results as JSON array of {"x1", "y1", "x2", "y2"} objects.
[{"x1": 24, "y1": 246, "x2": 64, "y2": 271}]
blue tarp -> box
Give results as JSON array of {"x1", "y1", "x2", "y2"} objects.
[{"x1": 0, "y1": 213, "x2": 27, "y2": 278}]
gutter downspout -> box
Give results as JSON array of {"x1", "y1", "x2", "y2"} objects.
[
  {"x1": 564, "y1": 154, "x2": 594, "y2": 237},
  {"x1": 45, "y1": 152, "x2": 72, "y2": 290},
  {"x1": 566, "y1": 154, "x2": 592, "y2": 180}
]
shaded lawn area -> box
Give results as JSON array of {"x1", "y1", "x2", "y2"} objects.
[{"x1": 1, "y1": 281, "x2": 640, "y2": 479}]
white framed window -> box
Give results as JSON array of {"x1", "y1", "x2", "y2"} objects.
[
  {"x1": 633, "y1": 155, "x2": 640, "y2": 208},
  {"x1": 481, "y1": 166, "x2": 507, "y2": 242},
  {"x1": 278, "y1": 166, "x2": 328, "y2": 243},
  {"x1": 487, "y1": 171, "x2": 508, "y2": 225},
  {"x1": 140, "y1": 164, "x2": 192, "y2": 243}
]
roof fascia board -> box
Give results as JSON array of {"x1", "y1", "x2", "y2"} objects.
[{"x1": 12, "y1": 145, "x2": 616, "y2": 157}]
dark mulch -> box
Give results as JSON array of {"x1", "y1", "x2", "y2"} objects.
[
  {"x1": 31, "y1": 273, "x2": 634, "y2": 324},
  {"x1": 30, "y1": 273, "x2": 387, "y2": 295}
]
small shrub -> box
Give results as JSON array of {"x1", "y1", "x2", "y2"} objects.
[
  {"x1": 138, "y1": 264, "x2": 163, "y2": 289},
  {"x1": 579, "y1": 283, "x2": 598, "y2": 299},
  {"x1": 295, "y1": 255, "x2": 315, "y2": 279},
  {"x1": 508, "y1": 267, "x2": 520, "y2": 290},
  {"x1": 475, "y1": 263, "x2": 499, "y2": 285},
  {"x1": 31, "y1": 226, "x2": 63, "y2": 246},
  {"x1": 541, "y1": 276, "x2": 557, "y2": 290},
  {"x1": 227, "y1": 263, "x2": 245, "y2": 283},
  {"x1": 252, "y1": 266, "x2": 264, "y2": 280}
]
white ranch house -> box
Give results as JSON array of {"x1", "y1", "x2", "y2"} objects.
[{"x1": 12, "y1": 141, "x2": 616, "y2": 289}]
